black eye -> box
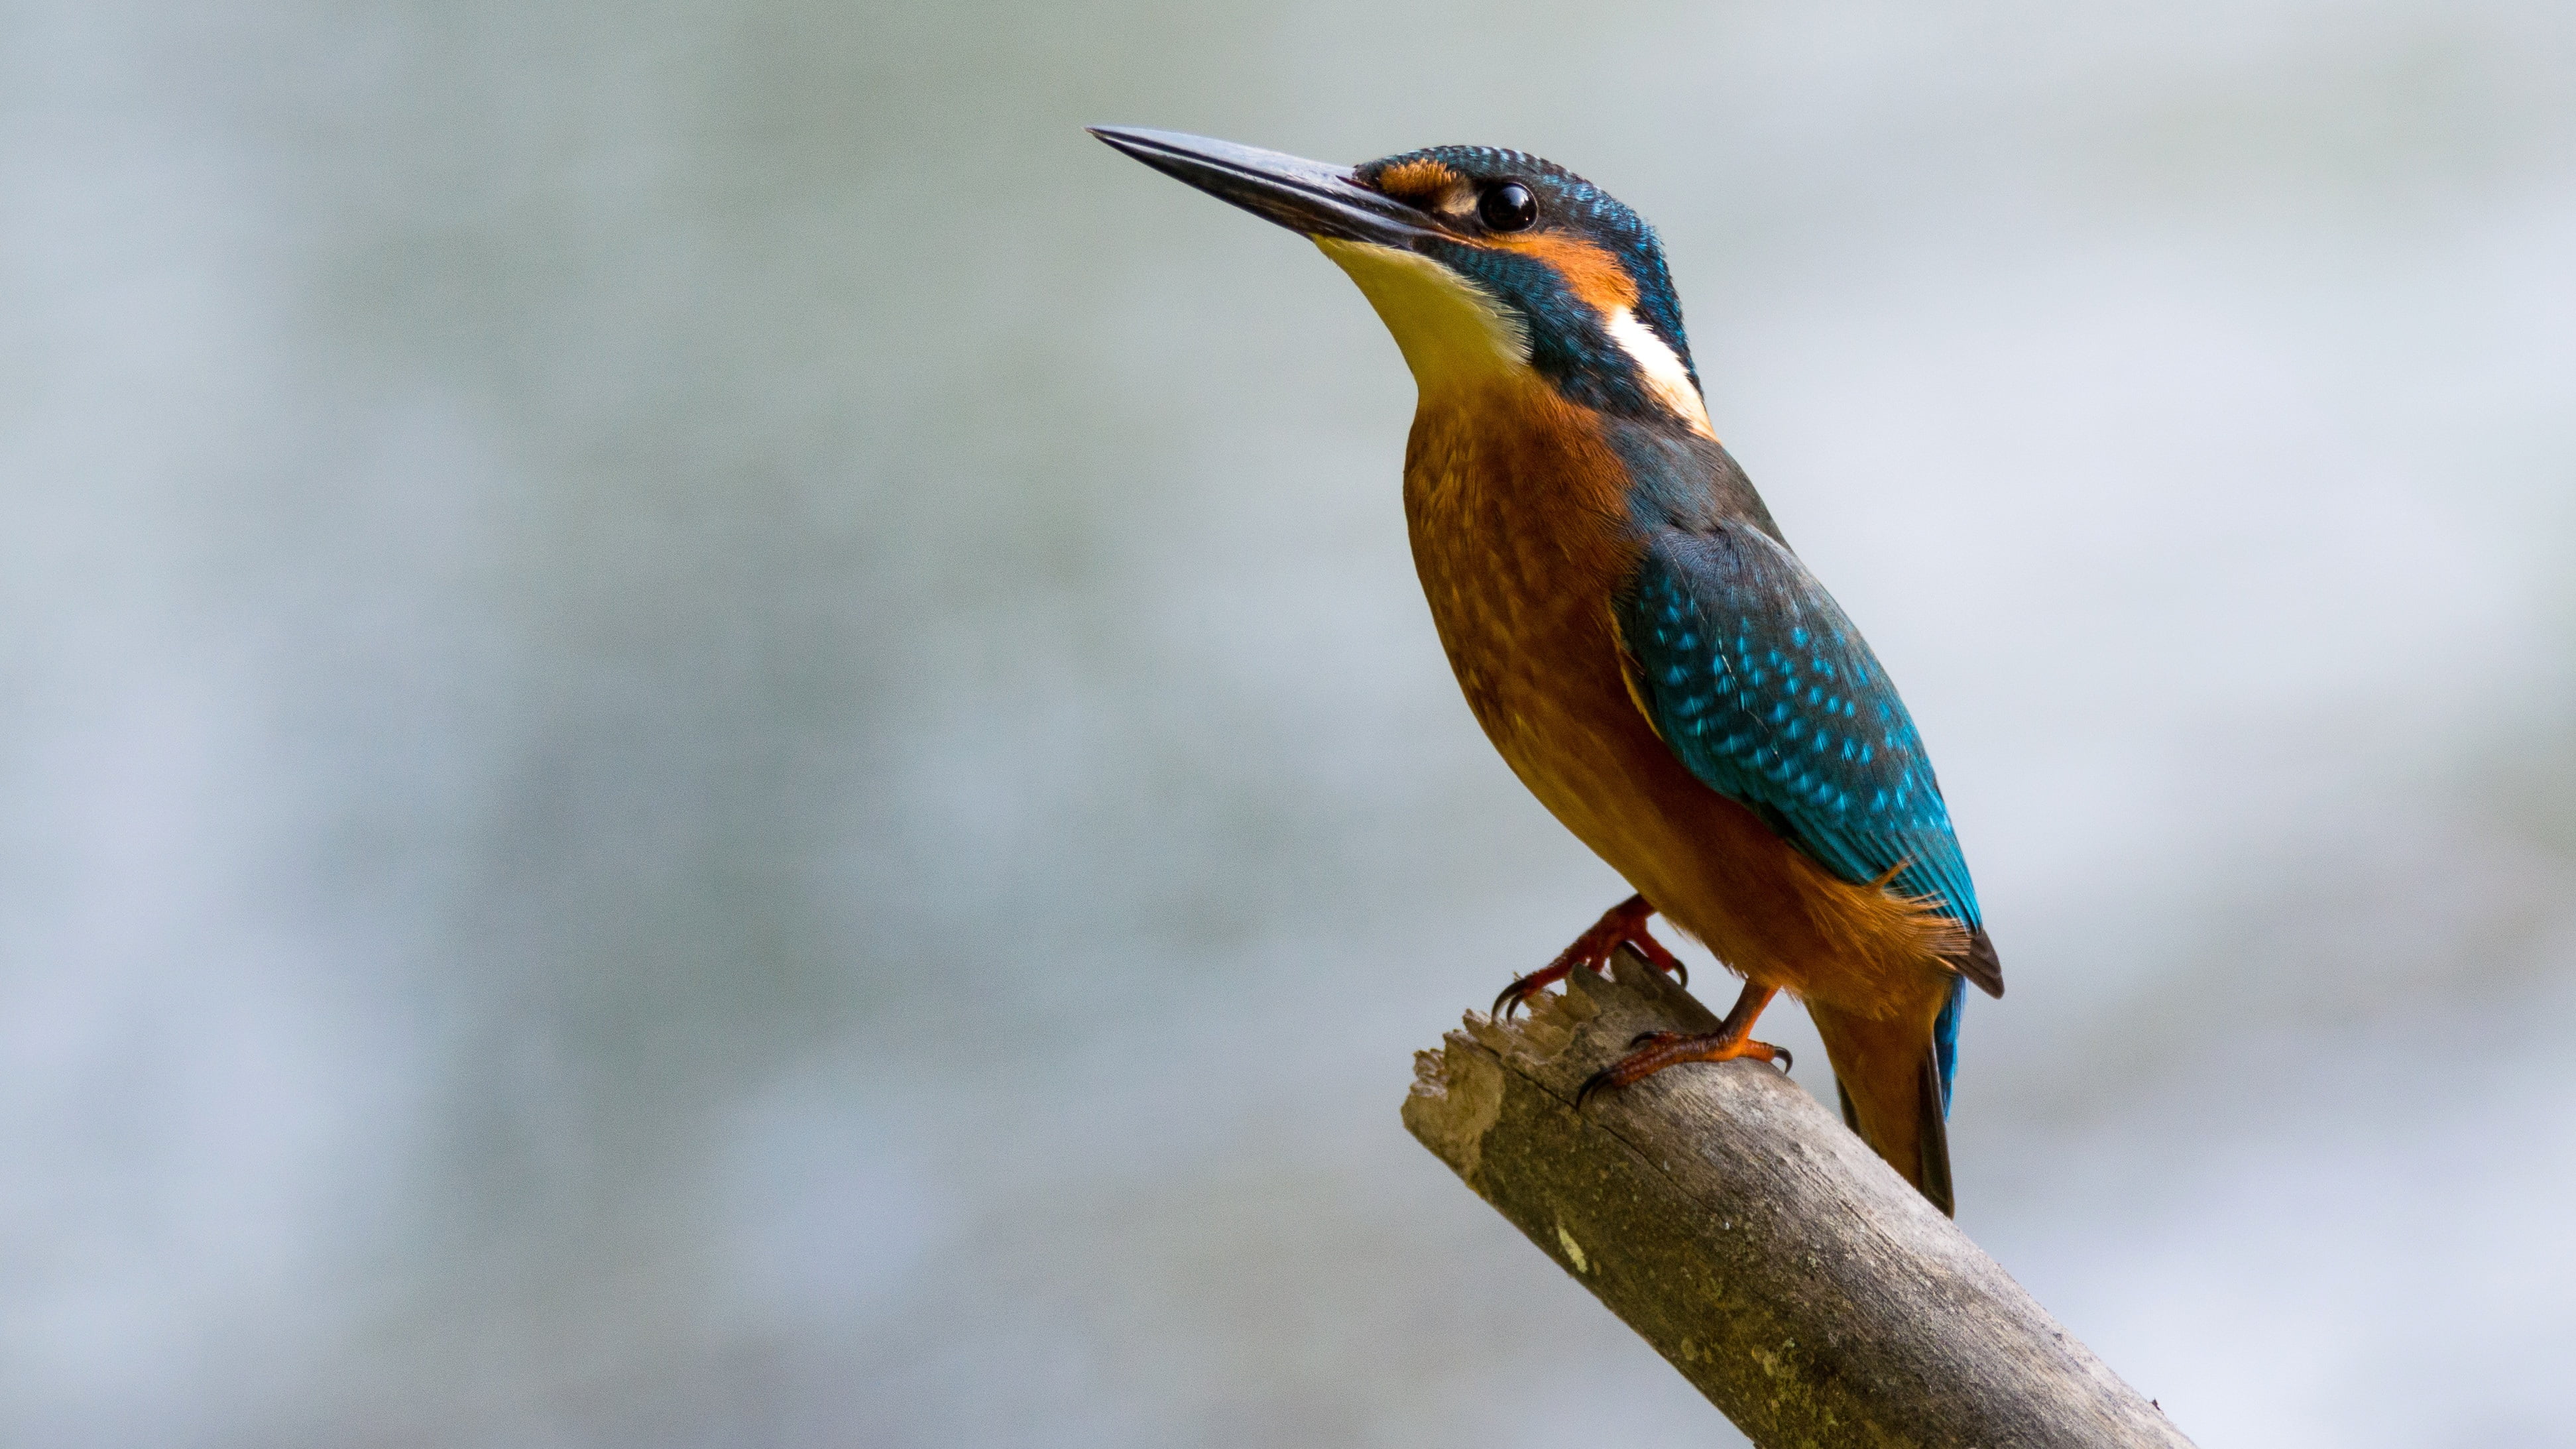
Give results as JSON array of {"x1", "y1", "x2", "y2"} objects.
[{"x1": 1478, "y1": 181, "x2": 1537, "y2": 231}]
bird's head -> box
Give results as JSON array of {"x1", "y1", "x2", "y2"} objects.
[{"x1": 1092, "y1": 127, "x2": 1710, "y2": 438}]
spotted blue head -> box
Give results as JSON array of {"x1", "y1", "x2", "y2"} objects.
[{"x1": 1090, "y1": 127, "x2": 1712, "y2": 437}]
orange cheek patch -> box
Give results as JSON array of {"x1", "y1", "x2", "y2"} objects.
[
  {"x1": 1374, "y1": 158, "x2": 1460, "y2": 203},
  {"x1": 1491, "y1": 233, "x2": 1636, "y2": 314}
]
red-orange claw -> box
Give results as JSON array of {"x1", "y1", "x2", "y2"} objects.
[
  {"x1": 1501, "y1": 895, "x2": 1701, "y2": 1029},
  {"x1": 1505, "y1": 893, "x2": 1689, "y2": 1023},
  {"x1": 1492, "y1": 964, "x2": 1571, "y2": 1021},
  {"x1": 1575, "y1": 1027, "x2": 1794, "y2": 1110},
  {"x1": 1618, "y1": 1029, "x2": 1788, "y2": 1071},
  {"x1": 1626, "y1": 934, "x2": 1688, "y2": 988},
  {"x1": 1574, "y1": 1062, "x2": 1621, "y2": 1112}
]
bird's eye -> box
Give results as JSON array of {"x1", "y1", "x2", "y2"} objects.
[{"x1": 1479, "y1": 182, "x2": 1537, "y2": 231}]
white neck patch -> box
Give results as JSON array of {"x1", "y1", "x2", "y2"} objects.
[
  {"x1": 1315, "y1": 238, "x2": 1531, "y2": 397},
  {"x1": 1604, "y1": 306, "x2": 1714, "y2": 438}
]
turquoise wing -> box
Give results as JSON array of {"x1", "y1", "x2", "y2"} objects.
[{"x1": 1614, "y1": 523, "x2": 1999, "y2": 1099}]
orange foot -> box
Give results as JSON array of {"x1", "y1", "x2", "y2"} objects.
[
  {"x1": 1493, "y1": 893, "x2": 1688, "y2": 1021},
  {"x1": 1576, "y1": 982, "x2": 1789, "y2": 1109}
]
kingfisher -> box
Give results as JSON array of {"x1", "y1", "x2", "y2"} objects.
[{"x1": 1091, "y1": 127, "x2": 2003, "y2": 1214}]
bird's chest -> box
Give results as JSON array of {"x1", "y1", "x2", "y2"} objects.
[{"x1": 1401, "y1": 390, "x2": 1650, "y2": 819}]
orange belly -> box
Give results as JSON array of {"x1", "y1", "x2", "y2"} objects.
[{"x1": 1403, "y1": 381, "x2": 1956, "y2": 1022}]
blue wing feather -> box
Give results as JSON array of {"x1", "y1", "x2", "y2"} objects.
[
  {"x1": 1617, "y1": 524, "x2": 1985, "y2": 1107},
  {"x1": 1617, "y1": 526, "x2": 1983, "y2": 929}
]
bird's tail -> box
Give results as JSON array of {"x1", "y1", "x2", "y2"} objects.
[{"x1": 1812, "y1": 992, "x2": 1956, "y2": 1218}]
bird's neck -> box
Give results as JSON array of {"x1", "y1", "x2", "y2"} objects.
[
  {"x1": 1317, "y1": 238, "x2": 1532, "y2": 401},
  {"x1": 1318, "y1": 235, "x2": 1716, "y2": 443}
]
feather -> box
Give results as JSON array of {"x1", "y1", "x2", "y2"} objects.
[{"x1": 1613, "y1": 520, "x2": 2003, "y2": 1112}]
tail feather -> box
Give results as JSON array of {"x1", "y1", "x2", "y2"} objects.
[
  {"x1": 1931, "y1": 974, "x2": 1967, "y2": 1116},
  {"x1": 1912, "y1": 1046, "x2": 1954, "y2": 1217},
  {"x1": 1813, "y1": 998, "x2": 1956, "y2": 1218}
]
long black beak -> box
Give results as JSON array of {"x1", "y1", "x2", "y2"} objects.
[{"x1": 1087, "y1": 126, "x2": 1445, "y2": 249}]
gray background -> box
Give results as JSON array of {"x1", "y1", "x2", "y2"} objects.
[{"x1": 6, "y1": 1, "x2": 2574, "y2": 1444}]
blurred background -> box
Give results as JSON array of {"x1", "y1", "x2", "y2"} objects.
[{"x1": 4, "y1": 0, "x2": 2573, "y2": 1444}]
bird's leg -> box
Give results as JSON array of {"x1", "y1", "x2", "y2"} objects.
[
  {"x1": 1576, "y1": 981, "x2": 1788, "y2": 1109},
  {"x1": 1492, "y1": 893, "x2": 1688, "y2": 1020}
]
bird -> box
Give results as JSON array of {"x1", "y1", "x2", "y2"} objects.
[{"x1": 1090, "y1": 126, "x2": 2002, "y2": 1215}]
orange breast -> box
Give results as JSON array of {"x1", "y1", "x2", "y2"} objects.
[{"x1": 1402, "y1": 382, "x2": 1956, "y2": 1019}]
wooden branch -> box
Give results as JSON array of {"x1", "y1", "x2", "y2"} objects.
[{"x1": 1403, "y1": 949, "x2": 2194, "y2": 1449}]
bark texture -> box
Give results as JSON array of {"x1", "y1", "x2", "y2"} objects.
[{"x1": 1402, "y1": 949, "x2": 2193, "y2": 1449}]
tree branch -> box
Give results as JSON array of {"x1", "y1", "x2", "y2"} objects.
[{"x1": 1403, "y1": 948, "x2": 2193, "y2": 1448}]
